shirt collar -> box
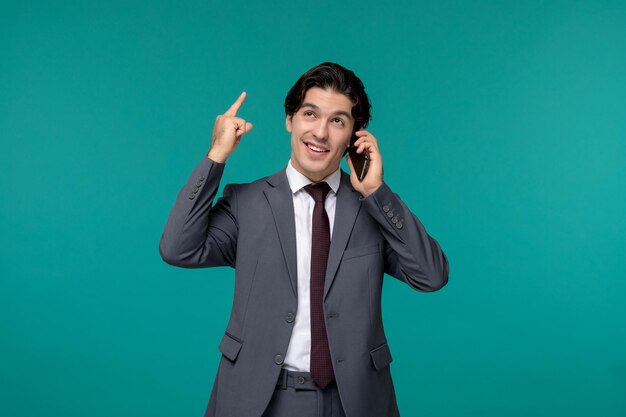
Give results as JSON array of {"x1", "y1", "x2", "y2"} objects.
[{"x1": 286, "y1": 159, "x2": 341, "y2": 195}]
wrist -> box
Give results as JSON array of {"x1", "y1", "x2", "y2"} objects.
[
  {"x1": 362, "y1": 182, "x2": 382, "y2": 198},
  {"x1": 207, "y1": 149, "x2": 227, "y2": 163}
]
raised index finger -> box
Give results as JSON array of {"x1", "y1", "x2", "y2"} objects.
[{"x1": 224, "y1": 91, "x2": 247, "y2": 116}]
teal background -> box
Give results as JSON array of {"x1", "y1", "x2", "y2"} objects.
[{"x1": 2, "y1": 0, "x2": 625, "y2": 416}]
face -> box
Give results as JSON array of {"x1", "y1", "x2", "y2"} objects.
[{"x1": 286, "y1": 87, "x2": 355, "y2": 182}]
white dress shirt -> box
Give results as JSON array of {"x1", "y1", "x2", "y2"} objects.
[{"x1": 283, "y1": 160, "x2": 341, "y2": 371}]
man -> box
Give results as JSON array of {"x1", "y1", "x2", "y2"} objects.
[{"x1": 159, "y1": 62, "x2": 448, "y2": 417}]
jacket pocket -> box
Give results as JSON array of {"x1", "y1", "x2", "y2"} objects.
[
  {"x1": 343, "y1": 243, "x2": 381, "y2": 261},
  {"x1": 219, "y1": 332, "x2": 243, "y2": 362},
  {"x1": 370, "y1": 343, "x2": 393, "y2": 370}
]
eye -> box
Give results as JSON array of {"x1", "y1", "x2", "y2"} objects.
[
  {"x1": 303, "y1": 111, "x2": 315, "y2": 117},
  {"x1": 332, "y1": 118, "x2": 345, "y2": 126}
]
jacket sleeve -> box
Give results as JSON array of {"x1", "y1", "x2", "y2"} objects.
[
  {"x1": 361, "y1": 182, "x2": 449, "y2": 292},
  {"x1": 159, "y1": 157, "x2": 238, "y2": 268}
]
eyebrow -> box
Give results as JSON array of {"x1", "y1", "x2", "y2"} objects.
[{"x1": 301, "y1": 102, "x2": 353, "y2": 120}]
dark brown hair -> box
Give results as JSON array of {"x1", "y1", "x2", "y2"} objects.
[{"x1": 284, "y1": 62, "x2": 372, "y2": 135}]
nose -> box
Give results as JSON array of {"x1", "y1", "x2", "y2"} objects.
[{"x1": 312, "y1": 119, "x2": 329, "y2": 140}]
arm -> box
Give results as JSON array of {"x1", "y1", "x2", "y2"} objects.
[
  {"x1": 159, "y1": 157, "x2": 238, "y2": 268},
  {"x1": 362, "y1": 182, "x2": 449, "y2": 291},
  {"x1": 159, "y1": 92, "x2": 253, "y2": 268},
  {"x1": 347, "y1": 130, "x2": 449, "y2": 291}
]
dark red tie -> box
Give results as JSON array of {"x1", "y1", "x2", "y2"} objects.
[{"x1": 304, "y1": 182, "x2": 334, "y2": 388}]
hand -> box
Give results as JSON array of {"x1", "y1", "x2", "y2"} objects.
[
  {"x1": 207, "y1": 92, "x2": 254, "y2": 163},
  {"x1": 346, "y1": 129, "x2": 383, "y2": 197}
]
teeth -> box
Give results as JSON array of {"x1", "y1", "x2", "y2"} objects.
[{"x1": 307, "y1": 143, "x2": 327, "y2": 152}]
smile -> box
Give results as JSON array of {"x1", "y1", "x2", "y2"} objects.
[{"x1": 304, "y1": 141, "x2": 330, "y2": 154}]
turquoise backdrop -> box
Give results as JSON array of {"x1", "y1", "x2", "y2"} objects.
[{"x1": 2, "y1": 1, "x2": 625, "y2": 416}]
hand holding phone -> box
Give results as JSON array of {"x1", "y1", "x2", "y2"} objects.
[
  {"x1": 348, "y1": 132, "x2": 369, "y2": 181},
  {"x1": 347, "y1": 129, "x2": 383, "y2": 198}
]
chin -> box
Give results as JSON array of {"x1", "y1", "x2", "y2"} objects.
[{"x1": 303, "y1": 169, "x2": 326, "y2": 182}]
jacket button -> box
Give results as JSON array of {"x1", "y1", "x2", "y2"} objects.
[
  {"x1": 396, "y1": 221, "x2": 403, "y2": 229},
  {"x1": 382, "y1": 205, "x2": 390, "y2": 213},
  {"x1": 391, "y1": 216, "x2": 398, "y2": 224},
  {"x1": 188, "y1": 193, "x2": 195, "y2": 200},
  {"x1": 195, "y1": 179, "x2": 203, "y2": 187},
  {"x1": 285, "y1": 312, "x2": 295, "y2": 323},
  {"x1": 387, "y1": 210, "x2": 394, "y2": 218},
  {"x1": 199, "y1": 176, "x2": 205, "y2": 181},
  {"x1": 274, "y1": 355, "x2": 284, "y2": 365}
]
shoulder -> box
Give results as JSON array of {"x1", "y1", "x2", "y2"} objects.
[{"x1": 224, "y1": 166, "x2": 287, "y2": 195}]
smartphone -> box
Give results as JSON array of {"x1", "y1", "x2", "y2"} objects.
[{"x1": 348, "y1": 132, "x2": 369, "y2": 181}]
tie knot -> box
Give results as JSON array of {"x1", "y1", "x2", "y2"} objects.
[{"x1": 304, "y1": 182, "x2": 331, "y2": 203}]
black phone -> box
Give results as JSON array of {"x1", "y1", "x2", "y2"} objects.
[{"x1": 348, "y1": 132, "x2": 369, "y2": 181}]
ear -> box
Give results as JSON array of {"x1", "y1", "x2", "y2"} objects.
[{"x1": 285, "y1": 115, "x2": 292, "y2": 133}]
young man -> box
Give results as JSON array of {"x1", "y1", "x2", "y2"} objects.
[{"x1": 159, "y1": 62, "x2": 448, "y2": 417}]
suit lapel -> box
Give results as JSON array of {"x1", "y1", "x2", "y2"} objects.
[
  {"x1": 324, "y1": 171, "x2": 362, "y2": 299},
  {"x1": 264, "y1": 168, "x2": 298, "y2": 297},
  {"x1": 263, "y1": 167, "x2": 361, "y2": 299}
]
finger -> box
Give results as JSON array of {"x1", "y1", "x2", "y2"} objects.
[
  {"x1": 353, "y1": 134, "x2": 373, "y2": 147},
  {"x1": 355, "y1": 129, "x2": 372, "y2": 138},
  {"x1": 356, "y1": 142, "x2": 368, "y2": 154},
  {"x1": 233, "y1": 119, "x2": 254, "y2": 137},
  {"x1": 355, "y1": 137, "x2": 379, "y2": 154},
  {"x1": 228, "y1": 117, "x2": 244, "y2": 130},
  {"x1": 358, "y1": 141, "x2": 380, "y2": 157},
  {"x1": 356, "y1": 139, "x2": 371, "y2": 154},
  {"x1": 224, "y1": 91, "x2": 247, "y2": 116},
  {"x1": 352, "y1": 136, "x2": 365, "y2": 149},
  {"x1": 353, "y1": 136, "x2": 367, "y2": 149}
]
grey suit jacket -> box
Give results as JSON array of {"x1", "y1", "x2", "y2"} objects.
[{"x1": 159, "y1": 157, "x2": 448, "y2": 417}]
